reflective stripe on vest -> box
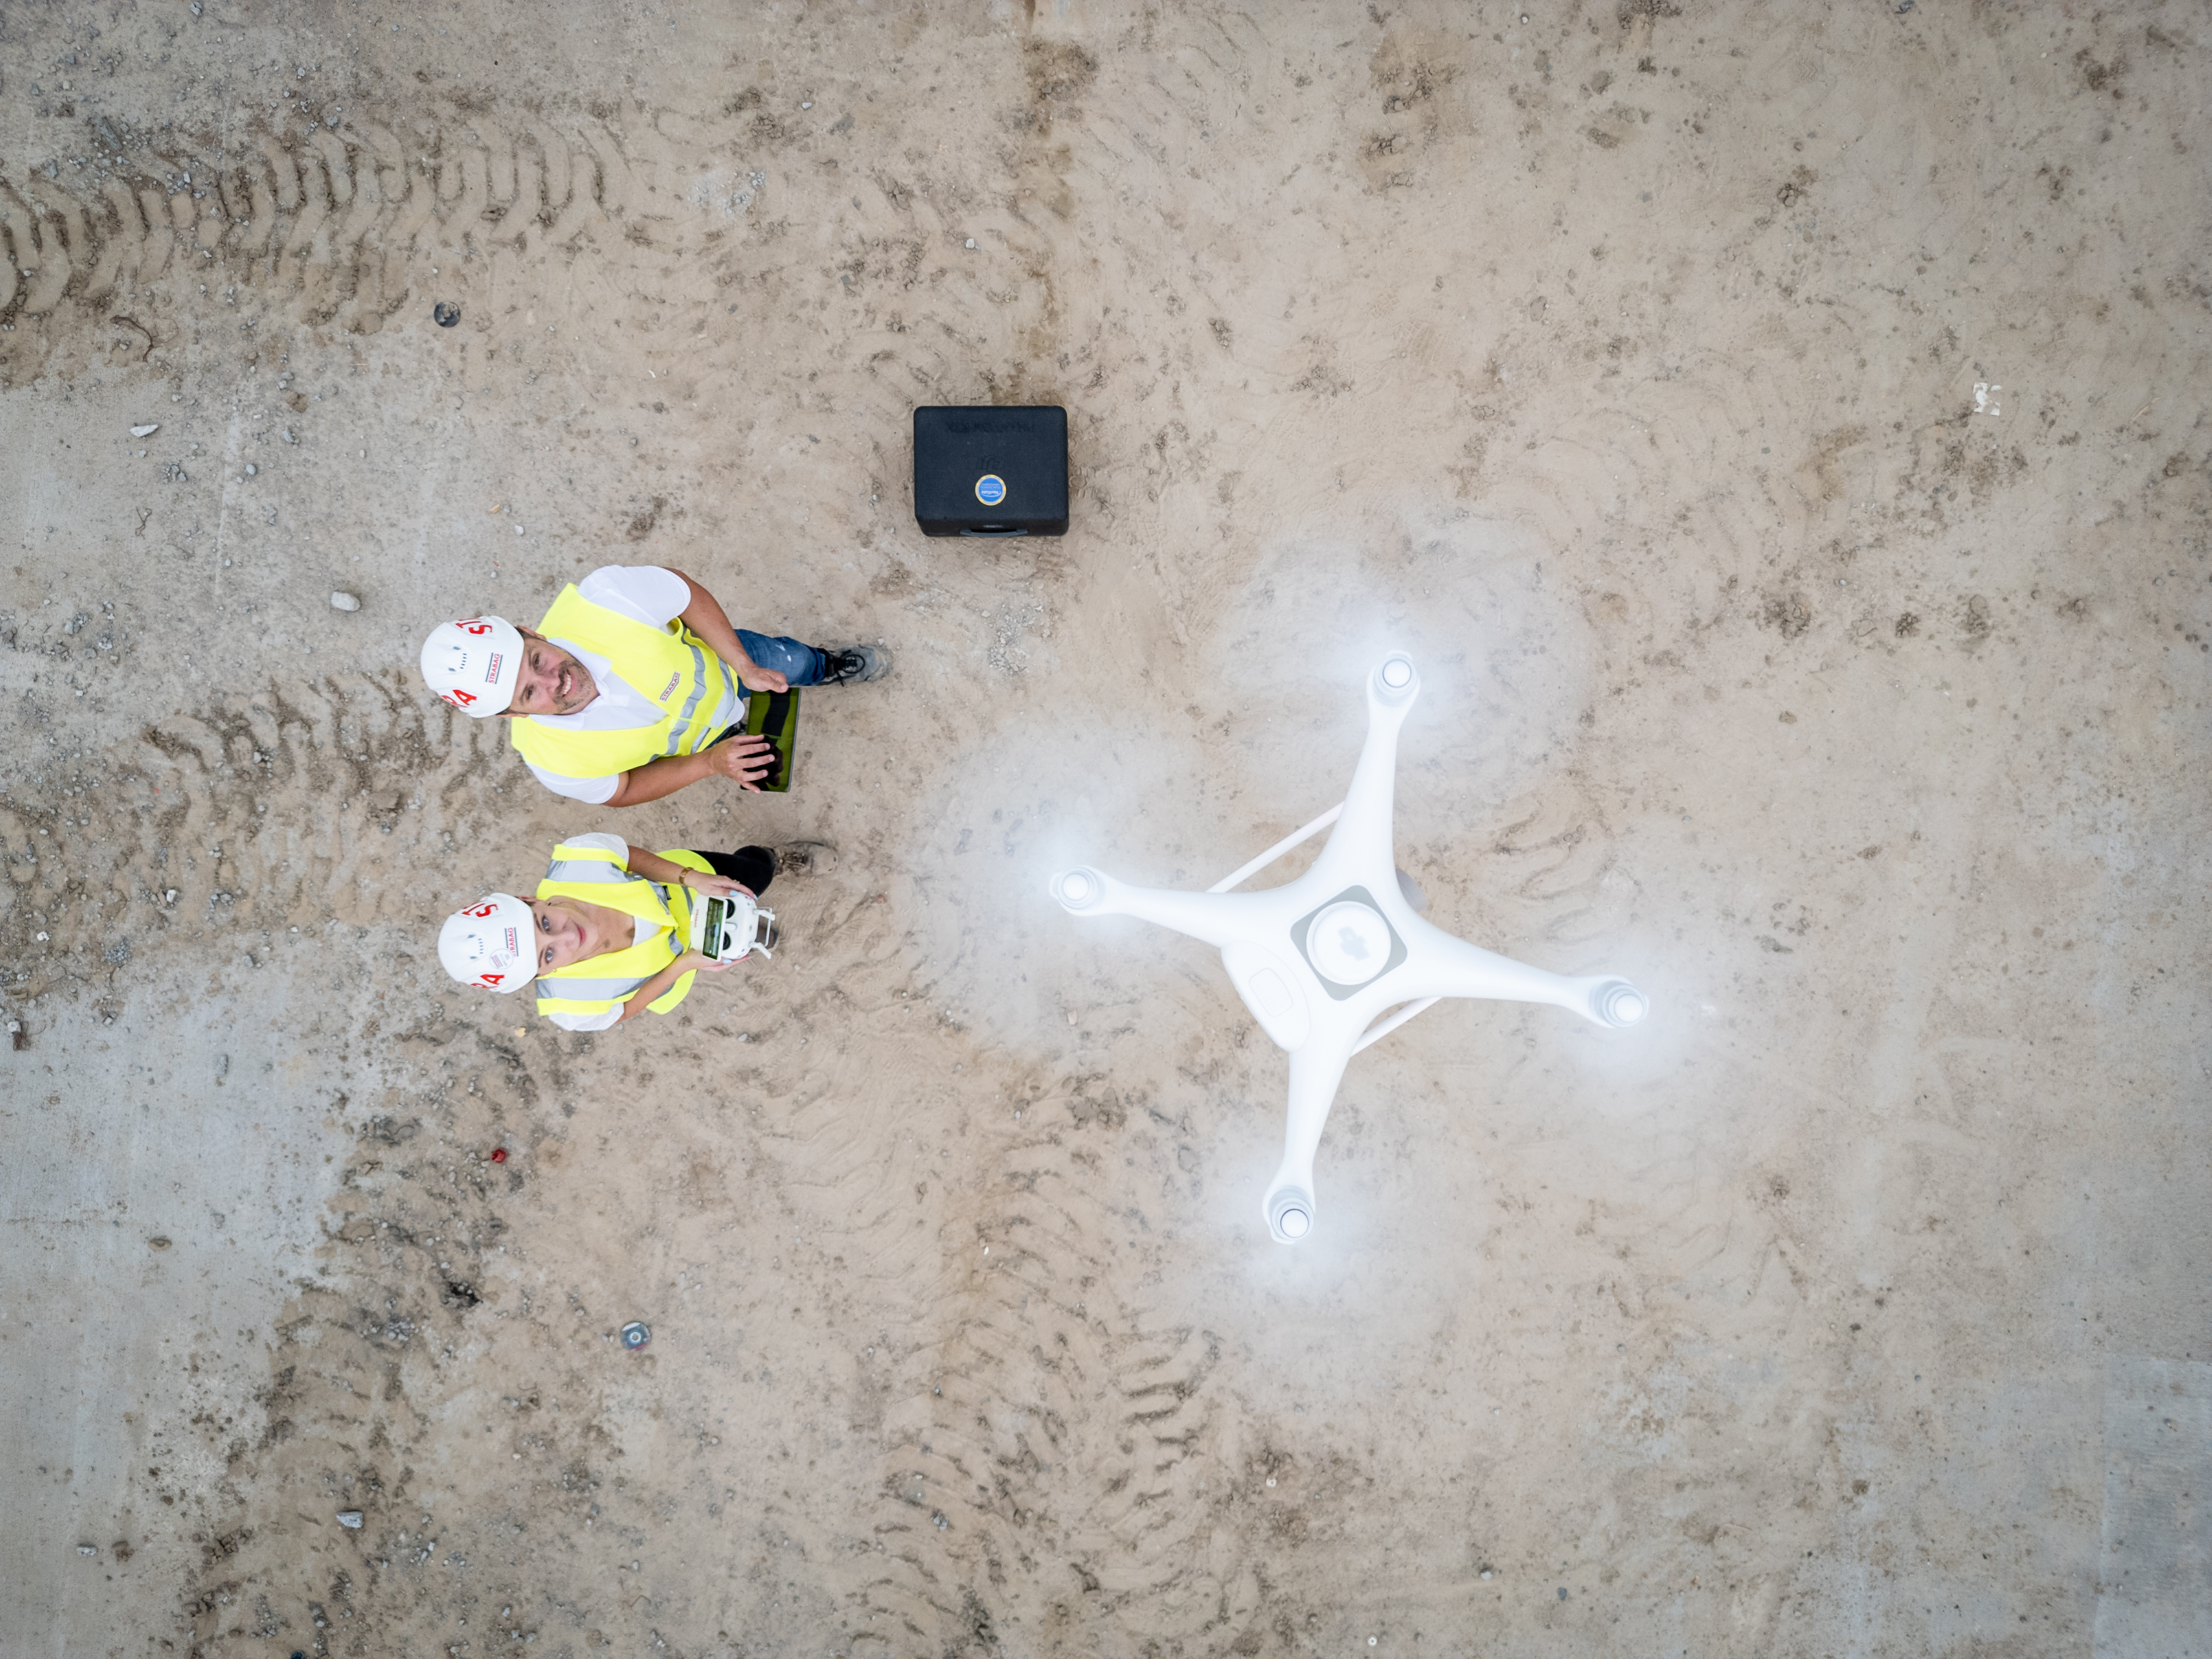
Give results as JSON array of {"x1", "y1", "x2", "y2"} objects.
[
  {"x1": 535, "y1": 974, "x2": 651, "y2": 1008},
  {"x1": 508, "y1": 586, "x2": 741, "y2": 782},
  {"x1": 544, "y1": 840, "x2": 635, "y2": 886},
  {"x1": 532, "y1": 847, "x2": 713, "y2": 1018},
  {"x1": 662, "y1": 636, "x2": 714, "y2": 757}
]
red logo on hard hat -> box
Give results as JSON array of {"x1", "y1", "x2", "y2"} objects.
[
  {"x1": 481, "y1": 972, "x2": 505, "y2": 986},
  {"x1": 460, "y1": 620, "x2": 494, "y2": 636},
  {"x1": 485, "y1": 652, "x2": 504, "y2": 684},
  {"x1": 464, "y1": 901, "x2": 499, "y2": 919},
  {"x1": 446, "y1": 687, "x2": 478, "y2": 708}
]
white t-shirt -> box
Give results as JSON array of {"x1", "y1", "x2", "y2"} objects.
[
  {"x1": 538, "y1": 832, "x2": 667, "y2": 1033},
  {"x1": 523, "y1": 566, "x2": 743, "y2": 805}
]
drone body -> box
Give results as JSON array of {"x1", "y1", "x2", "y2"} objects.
[{"x1": 1053, "y1": 655, "x2": 1645, "y2": 1243}]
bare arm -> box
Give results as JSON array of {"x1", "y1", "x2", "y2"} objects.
[
  {"x1": 625, "y1": 845, "x2": 752, "y2": 898},
  {"x1": 663, "y1": 566, "x2": 786, "y2": 695},
  {"x1": 614, "y1": 949, "x2": 729, "y2": 1023},
  {"x1": 601, "y1": 737, "x2": 776, "y2": 808}
]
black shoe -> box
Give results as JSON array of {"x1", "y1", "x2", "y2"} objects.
[{"x1": 817, "y1": 643, "x2": 891, "y2": 685}]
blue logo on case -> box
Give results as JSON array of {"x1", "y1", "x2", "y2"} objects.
[{"x1": 974, "y1": 473, "x2": 1007, "y2": 507}]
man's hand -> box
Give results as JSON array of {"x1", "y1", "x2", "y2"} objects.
[
  {"x1": 703, "y1": 733, "x2": 778, "y2": 791},
  {"x1": 663, "y1": 566, "x2": 788, "y2": 693},
  {"x1": 602, "y1": 735, "x2": 778, "y2": 806}
]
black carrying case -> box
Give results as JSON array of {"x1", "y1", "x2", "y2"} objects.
[{"x1": 913, "y1": 405, "x2": 1069, "y2": 537}]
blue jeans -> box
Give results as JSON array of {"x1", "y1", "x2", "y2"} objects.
[{"x1": 736, "y1": 630, "x2": 831, "y2": 686}]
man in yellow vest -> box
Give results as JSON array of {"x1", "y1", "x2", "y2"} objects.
[
  {"x1": 437, "y1": 832, "x2": 822, "y2": 1029},
  {"x1": 419, "y1": 563, "x2": 888, "y2": 807}
]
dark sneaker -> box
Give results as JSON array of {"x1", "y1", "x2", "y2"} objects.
[
  {"x1": 772, "y1": 842, "x2": 839, "y2": 878},
  {"x1": 818, "y1": 643, "x2": 891, "y2": 685}
]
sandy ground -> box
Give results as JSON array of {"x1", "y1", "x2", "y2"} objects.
[{"x1": 3, "y1": 2, "x2": 2209, "y2": 1655}]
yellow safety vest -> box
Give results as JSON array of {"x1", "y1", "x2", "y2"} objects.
[
  {"x1": 532, "y1": 840, "x2": 715, "y2": 1019},
  {"x1": 510, "y1": 585, "x2": 742, "y2": 782}
]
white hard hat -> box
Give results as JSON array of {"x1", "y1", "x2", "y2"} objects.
[
  {"x1": 439, "y1": 893, "x2": 536, "y2": 993},
  {"x1": 421, "y1": 615, "x2": 524, "y2": 716}
]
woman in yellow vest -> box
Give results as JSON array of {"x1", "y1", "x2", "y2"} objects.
[{"x1": 437, "y1": 834, "x2": 834, "y2": 1030}]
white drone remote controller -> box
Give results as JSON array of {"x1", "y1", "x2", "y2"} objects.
[{"x1": 688, "y1": 890, "x2": 778, "y2": 963}]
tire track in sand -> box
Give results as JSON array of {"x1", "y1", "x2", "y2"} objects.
[
  {"x1": 1, "y1": 666, "x2": 510, "y2": 1013},
  {"x1": 760, "y1": 1036, "x2": 1258, "y2": 1653},
  {"x1": 0, "y1": 104, "x2": 714, "y2": 352}
]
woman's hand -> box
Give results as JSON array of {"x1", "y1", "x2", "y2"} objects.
[
  {"x1": 616, "y1": 949, "x2": 725, "y2": 1021},
  {"x1": 679, "y1": 868, "x2": 754, "y2": 899}
]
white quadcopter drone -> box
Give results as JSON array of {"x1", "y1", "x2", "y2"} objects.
[{"x1": 1052, "y1": 654, "x2": 1646, "y2": 1244}]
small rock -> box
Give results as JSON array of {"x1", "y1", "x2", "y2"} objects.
[
  {"x1": 244, "y1": 463, "x2": 257, "y2": 476},
  {"x1": 434, "y1": 301, "x2": 461, "y2": 328},
  {"x1": 77, "y1": 1544, "x2": 97, "y2": 1556},
  {"x1": 129, "y1": 423, "x2": 159, "y2": 438},
  {"x1": 149, "y1": 1237, "x2": 171, "y2": 1250},
  {"x1": 964, "y1": 238, "x2": 977, "y2": 250},
  {"x1": 280, "y1": 429, "x2": 295, "y2": 444},
  {"x1": 330, "y1": 591, "x2": 362, "y2": 612},
  {"x1": 336, "y1": 1511, "x2": 363, "y2": 1530}
]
